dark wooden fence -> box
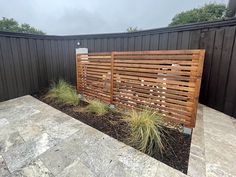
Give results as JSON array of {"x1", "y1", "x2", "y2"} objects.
[{"x1": 1, "y1": 18, "x2": 236, "y2": 118}]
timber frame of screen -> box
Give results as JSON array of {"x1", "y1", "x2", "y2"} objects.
[{"x1": 76, "y1": 50, "x2": 205, "y2": 128}]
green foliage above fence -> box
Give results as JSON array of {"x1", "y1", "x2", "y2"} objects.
[
  {"x1": 169, "y1": 3, "x2": 228, "y2": 26},
  {"x1": 0, "y1": 17, "x2": 45, "y2": 35}
]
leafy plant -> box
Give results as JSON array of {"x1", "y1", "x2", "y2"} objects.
[
  {"x1": 126, "y1": 26, "x2": 141, "y2": 32},
  {"x1": 86, "y1": 100, "x2": 109, "y2": 116},
  {"x1": 169, "y1": 3, "x2": 228, "y2": 26},
  {"x1": 123, "y1": 109, "x2": 165, "y2": 155},
  {"x1": 45, "y1": 80, "x2": 80, "y2": 105},
  {"x1": 0, "y1": 17, "x2": 45, "y2": 34}
]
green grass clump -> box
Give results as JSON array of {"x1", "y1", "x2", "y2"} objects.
[
  {"x1": 123, "y1": 109, "x2": 165, "y2": 155},
  {"x1": 46, "y1": 80, "x2": 80, "y2": 105},
  {"x1": 86, "y1": 100, "x2": 109, "y2": 116}
]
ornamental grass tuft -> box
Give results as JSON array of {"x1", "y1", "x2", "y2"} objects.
[
  {"x1": 123, "y1": 109, "x2": 165, "y2": 155},
  {"x1": 86, "y1": 100, "x2": 109, "y2": 116},
  {"x1": 45, "y1": 79, "x2": 80, "y2": 106}
]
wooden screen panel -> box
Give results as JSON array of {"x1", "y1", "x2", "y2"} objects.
[
  {"x1": 112, "y1": 50, "x2": 205, "y2": 127},
  {"x1": 76, "y1": 50, "x2": 205, "y2": 127},
  {"x1": 76, "y1": 52, "x2": 112, "y2": 103}
]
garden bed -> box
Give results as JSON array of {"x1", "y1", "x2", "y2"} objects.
[{"x1": 34, "y1": 89, "x2": 191, "y2": 174}]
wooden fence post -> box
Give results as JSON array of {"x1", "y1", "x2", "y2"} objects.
[
  {"x1": 76, "y1": 54, "x2": 80, "y2": 92},
  {"x1": 190, "y1": 50, "x2": 205, "y2": 127},
  {"x1": 110, "y1": 52, "x2": 114, "y2": 104},
  {"x1": 76, "y1": 54, "x2": 83, "y2": 94}
]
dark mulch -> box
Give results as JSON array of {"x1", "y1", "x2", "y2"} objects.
[{"x1": 33, "y1": 90, "x2": 191, "y2": 174}]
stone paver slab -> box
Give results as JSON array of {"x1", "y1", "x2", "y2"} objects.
[
  {"x1": 0, "y1": 155, "x2": 11, "y2": 177},
  {"x1": 3, "y1": 133, "x2": 57, "y2": 173},
  {"x1": 55, "y1": 158, "x2": 95, "y2": 177},
  {"x1": 12, "y1": 159, "x2": 54, "y2": 177},
  {"x1": 188, "y1": 104, "x2": 236, "y2": 177},
  {"x1": 39, "y1": 123, "x2": 104, "y2": 175},
  {"x1": 0, "y1": 131, "x2": 24, "y2": 154}
]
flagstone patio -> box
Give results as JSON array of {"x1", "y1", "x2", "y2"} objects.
[
  {"x1": 0, "y1": 95, "x2": 235, "y2": 177},
  {"x1": 0, "y1": 96, "x2": 186, "y2": 177}
]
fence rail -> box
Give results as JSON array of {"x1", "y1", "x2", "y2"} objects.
[{"x1": 76, "y1": 50, "x2": 205, "y2": 127}]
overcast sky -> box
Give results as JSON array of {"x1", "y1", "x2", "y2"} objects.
[{"x1": 0, "y1": 0, "x2": 228, "y2": 35}]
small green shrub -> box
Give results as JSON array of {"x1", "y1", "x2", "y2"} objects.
[
  {"x1": 86, "y1": 100, "x2": 109, "y2": 116},
  {"x1": 123, "y1": 109, "x2": 165, "y2": 155},
  {"x1": 46, "y1": 80, "x2": 80, "y2": 105}
]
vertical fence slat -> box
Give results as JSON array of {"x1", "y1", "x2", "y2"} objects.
[
  {"x1": 215, "y1": 26, "x2": 236, "y2": 111},
  {"x1": 150, "y1": 34, "x2": 159, "y2": 50},
  {"x1": 0, "y1": 37, "x2": 8, "y2": 101},
  {"x1": 0, "y1": 37, "x2": 17, "y2": 98},
  {"x1": 224, "y1": 32, "x2": 236, "y2": 116},
  {"x1": 199, "y1": 30, "x2": 215, "y2": 104},
  {"x1": 168, "y1": 32, "x2": 178, "y2": 50},
  {"x1": 36, "y1": 39, "x2": 48, "y2": 87},
  {"x1": 76, "y1": 54, "x2": 81, "y2": 92},
  {"x1": 159, "y1": 33, "x2": 168, "y2": 50},
  {"x1": 9, "y1": 38, "x2": 24, "y2": 96},
  {"x1": 207, "y1": 28, "x2": 225, "y2": 107},
  {"x1": 110, "y1": 52, "x2": 114, "y2": 104}
]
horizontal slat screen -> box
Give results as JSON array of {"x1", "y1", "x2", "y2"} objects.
[
  {"x1": 77, "y1": 53, "x2": 112, "y2": 103},
  {"x1": 77, "y1": 50, "x2": 205, "y2": 127}
]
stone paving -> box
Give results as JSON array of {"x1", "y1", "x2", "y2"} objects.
[
  {"x1": 188, "y1": 104, "x2": 236, "y2": 177},
  {"x1": 0, "y1": 96, "x2": 187, "y2": 177},
  {"x1": 1, "y1": 95, "x2": 235, "y2": 177}
]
